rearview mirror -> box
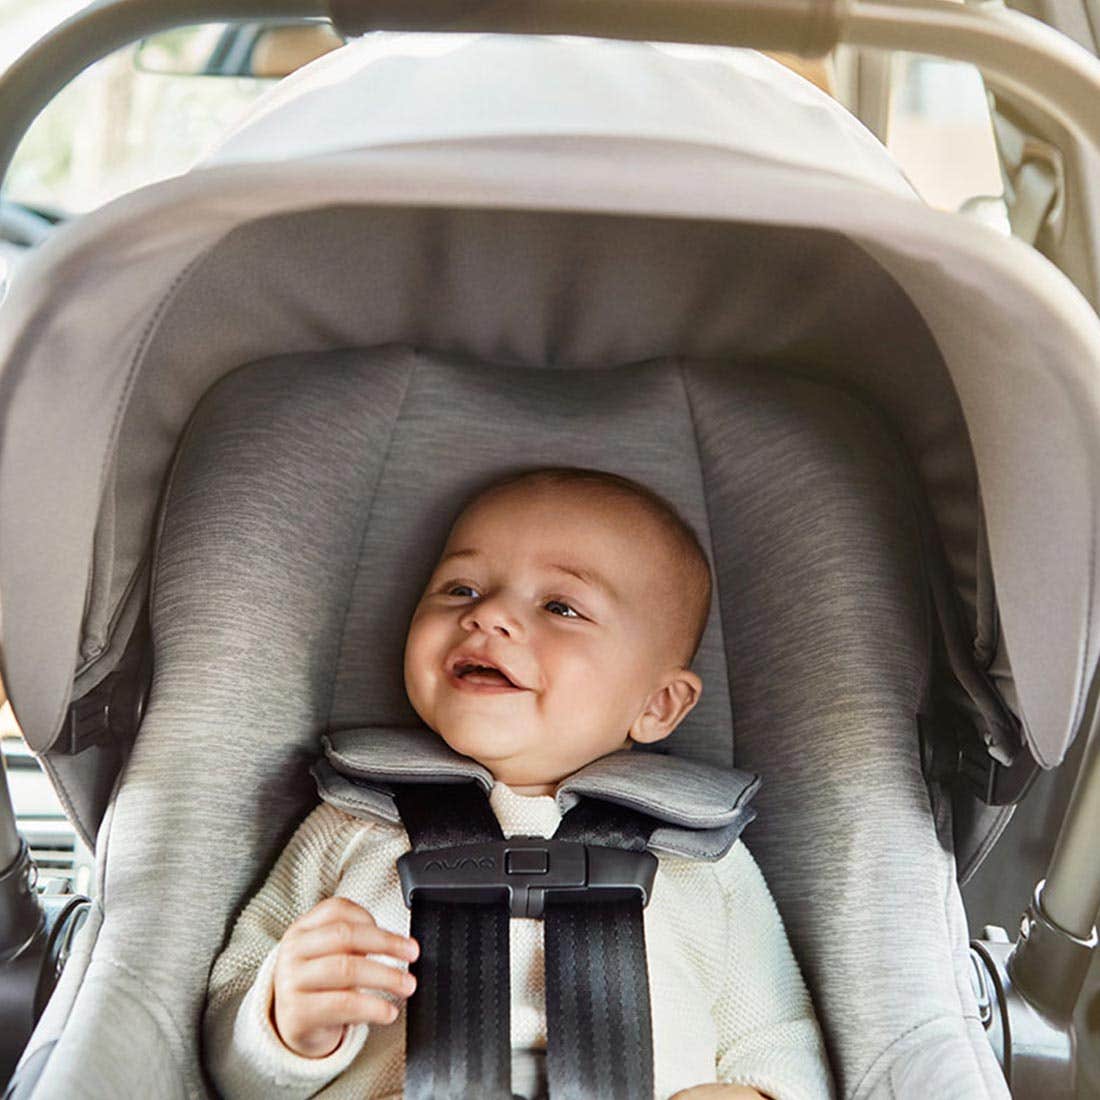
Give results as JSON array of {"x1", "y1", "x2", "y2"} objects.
[{"x1": 134, "y1": 21, "x2": 344, "y2": 80}]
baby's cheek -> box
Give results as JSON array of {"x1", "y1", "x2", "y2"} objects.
[{"x1": 403, "y1": 643, "x2": 439, "y2": 721}]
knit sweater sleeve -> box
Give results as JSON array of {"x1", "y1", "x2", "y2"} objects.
[
  {"x1": 203, "y1": 802, "x2": 380, "y2": 1100},
  {"x1": 711, "y1": 840, "x2": 835, "y2": 1100}
]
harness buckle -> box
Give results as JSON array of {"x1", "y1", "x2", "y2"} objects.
[{"x1": 397, "y1": 836, "x2": 658, "y2": 919}]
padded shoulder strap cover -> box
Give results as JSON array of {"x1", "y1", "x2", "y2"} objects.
[{"x1": 314, "y1": 726, "x2": 760, "y2": 861}]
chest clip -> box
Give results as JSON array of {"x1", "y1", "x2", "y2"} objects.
[{"x1": 397, "y1": 836, "x2": 658, "y2": 919}]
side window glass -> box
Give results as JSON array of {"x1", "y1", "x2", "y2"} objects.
[
  {"x1": 886, "y1": 53, "x2": 1009, "y2": 232},
  {"x1": 2, "y1": 700, "x2": 94, "y2": 896},
  {"x1": 6, "y1": 30, "x2": 273, "y2": 215}
]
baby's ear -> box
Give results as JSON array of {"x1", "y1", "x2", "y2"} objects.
[{"x1": 628, "y1": 669, "x2": 703, "y2": 745}]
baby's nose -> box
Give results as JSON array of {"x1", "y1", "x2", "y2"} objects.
[{"x1": 460, "y1": 597, "x2": 519, "y2": 637}]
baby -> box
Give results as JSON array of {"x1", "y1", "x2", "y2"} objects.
[{"x1": 203, "y1": 466, "x2": 833, "y2": 1100}]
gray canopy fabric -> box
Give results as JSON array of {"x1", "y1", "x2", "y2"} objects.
[
  {"x1": 0, "y1": 40, "x2": 1099, "y2": 759},
  {"x1": 19, "y1": 347, "x2": 1007, "y2": 1099}
]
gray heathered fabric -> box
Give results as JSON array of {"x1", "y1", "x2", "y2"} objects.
[
  {"x1": 644, "y1": 815, "x2": 756, "y2": 862},
  {"x1": 316, "y1": 724, "x2": 761, "y2": 861},
  {"x1": 324, "y1": 728, "x2": 496, "y2": 792},
  {"x1": 322, "y1": 724, "x2": 759, "y2": 827},
  {"x1": 311, "y1": 759, "x2": 404, "y2": 823},
  {"x1": 25, "y1": 351, "x2": 414, "y2": 1095},
  {"x1": 682, "y1": 364, "x2": 1006, "y2": 1097},
  {"x1": 556, "y1": 745, "x2": 759, "y2": 827},
  {"x1": 313, "y1": 755, "x2": 756, "y2": 863},
  {"x1": 22, "y1": 347, "x2": 1005, "y2": 1099}
]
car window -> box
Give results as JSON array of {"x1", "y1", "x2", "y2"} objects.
[
  {"x1": 6, "y1": 52, "x2": 272, "y2": 217},
  {"x1": 886, "y1": 52, "x2": 1007, "y2": 227},
  {"x1": 2, "y1": 9, "x2": 276, "y2": 216},
  {"x1": 1, "y1": 700, "x2": 93, "y2": 896}
]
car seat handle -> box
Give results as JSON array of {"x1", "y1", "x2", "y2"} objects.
[
  {"x1": 328, "y1": 0, "x2": 842, "y2": 56},
  {"x1": 5, "y1": 0, "x2": 1100, "y2": 237}
]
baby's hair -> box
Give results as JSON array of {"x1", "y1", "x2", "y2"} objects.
[{"x1": 465, "y1": 466, "x2": 713, "y2": 667}]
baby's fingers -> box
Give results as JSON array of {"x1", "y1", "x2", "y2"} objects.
[
  {"x1": 298, "y1": 989, "x2": 405, "y2": 1029},
  {"x1": 287, "y1": 920, "x2": 419, "y2": 965},
  {"x1": 291, "y1": 896, "x2": 378, "y2": 932},
  {"x1": 295, "y1": 955, "x2": 417, "y2": 998}
]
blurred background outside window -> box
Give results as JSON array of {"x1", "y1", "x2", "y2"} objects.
[
  {"x1": 1, "y1": 0, "x2": 274, "y2": 215},
  {"x1": 887, "y1": 52, "x2": 1006, "y2": 225}
]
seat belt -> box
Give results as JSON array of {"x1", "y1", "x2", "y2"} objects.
[{"x1": 394, "y1": 781, "x2": 659, "y2": 1100}]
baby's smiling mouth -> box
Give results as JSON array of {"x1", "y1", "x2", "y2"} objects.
[
  {"x1": 460, "y1": 666, "x2": 514, "y2": 686},
  {"x1": 446, "y1": 654, "x2": 528, "y2": 691}
]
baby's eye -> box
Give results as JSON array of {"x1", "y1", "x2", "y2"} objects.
[
  {"x1": 545, "y1": 599, "x2": 580, "y2": 619},
  {"x1": 446, "y1": 584, "x2": 480, "y2": 598}
]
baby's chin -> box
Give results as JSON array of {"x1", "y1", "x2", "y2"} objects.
[{"x1": 434, "y1": 719, "x2": 531, "y2": 767}]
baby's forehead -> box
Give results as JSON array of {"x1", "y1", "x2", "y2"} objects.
[
  {"x1": 446, "y1": 487, "x2": 678, "y2": 582},
  {"x1": 461, "y1": 485, "x2": 666, "y2": 544}
]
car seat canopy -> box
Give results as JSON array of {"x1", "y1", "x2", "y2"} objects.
[{"x1": 1, "y1": 35, "x2": 1098, "y2": 780}]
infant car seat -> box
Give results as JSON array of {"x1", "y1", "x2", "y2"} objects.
[{"x1": 3, "y1": 29, "x2": 1100, "y2": 1100}]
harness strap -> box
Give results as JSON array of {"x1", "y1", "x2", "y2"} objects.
[
  {"x1": 394, "y1": 782, "x2": 659, "y2": 1100},
  {"x1": 546, "y1": 798, "x2": 658, "y2": 1100},
  {"x1": 394, "y1": 783, "x2": 513, "y2": 1100}
]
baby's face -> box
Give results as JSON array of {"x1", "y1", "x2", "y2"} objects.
[{"x1": 403, "y1": 484, "x2": 699, "y2": 792}]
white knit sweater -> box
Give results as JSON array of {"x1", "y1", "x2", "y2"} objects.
[{"x1": 204, "y1": 783, "x2": 833, "y2": 1100}]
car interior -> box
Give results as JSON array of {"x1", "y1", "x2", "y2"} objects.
[{"x1": 1, "y1": 3, "x2": 1099, "y2": 1099}]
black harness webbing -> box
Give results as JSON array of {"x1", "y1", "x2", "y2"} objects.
[
  {"x1": 394, "y1": 783, "x2": 659, "y2": 1100},
  {"x1": 544, "y1": 798, "x2": 658, "y2": 1100},
  {"x1": 394, "y1": 783, "x2": 513, "y2": 1100}
]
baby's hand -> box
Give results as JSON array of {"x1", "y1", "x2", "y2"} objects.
[{"x1": 271, "y1": 897, "x2": 419, "y2": 1058}]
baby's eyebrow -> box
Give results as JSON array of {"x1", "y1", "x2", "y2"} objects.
[
  {"x1": 438, "y1": 548, "x2": 479, "y2": 564},
  {"x1": 544, "y1": 562, "x2": 619, "y2": 602}
]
